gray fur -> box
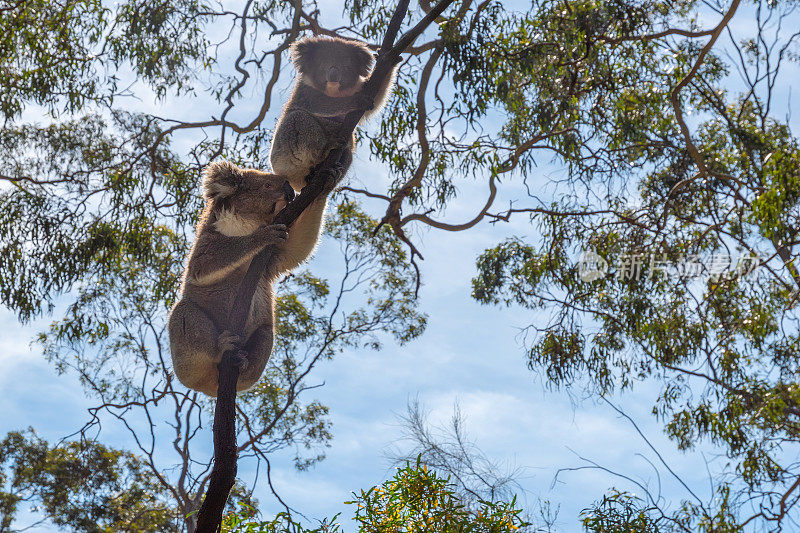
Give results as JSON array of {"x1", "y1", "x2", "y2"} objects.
[
  {"x1": 168, "y1": 160, "x2": 332, "y2": 396},
  {"x1": 270, "y1": 36, "x2": 398, "y2": 190}
]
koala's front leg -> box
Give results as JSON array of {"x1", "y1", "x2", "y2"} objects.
[
  {"x1": 313, "y1": 127, "x2": 354, "y2": 194},
  {"x1": 323, "y1": 147, "x2": 352, "y2": 194},
  {"x1": 189, "y1": 224, "x2": 288, "y2": 286}
]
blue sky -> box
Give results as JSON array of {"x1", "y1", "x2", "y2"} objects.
[{"x1": 3, "y1": 0, "x2": 798, "y2": 530}]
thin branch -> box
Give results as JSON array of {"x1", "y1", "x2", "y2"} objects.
[{"x1": 668, "y1": 0, "x2": 741, "y2": 187}]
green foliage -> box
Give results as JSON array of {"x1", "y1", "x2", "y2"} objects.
[
  {"x1": 348, "y1": 460, "x2": 530, "y2": 532},
  {"x1": 108, "y1": 0, "x2": 212, "y2": 98},
  {"x1": 468, "y1": 0, "x2": 800, "y2": 526},
  {"x1": 0, "y1": 429, "x2": 177, "y2": 532},
  {"x1": 581, "y1": 491, "x2": 662, "y2": 532},
  {"x1": 0, "y1": 112, "x2": 192, "y2": 323},
  {"x1": 0, "y1": 0, "x2": 107, "y2": 118},
  {"x1": 0, "y1": 0, "x2": 211, "y2": 119},
  {"x1": 220, "y1": 461, "x2": 529, "y2": 532},
  {"x1": 581, "y1": 486, "x2": 743, "y2": 532},
  {"x1": 222, "y1": 506, "x2": 341, "y2": 532}
]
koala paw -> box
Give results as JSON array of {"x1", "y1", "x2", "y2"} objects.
[
  {"x1": 257, "y1": 224, "x2": 288, "y2": 245},
  {"x1": 216, "y1": 330, "x2": 241, "y2": 362},
  {"x1": 357, "y1": 92, "x2": 376, "y2": 112},
  {"x1": 323, "y1": 166, "x2": 346, "y2": 194},
  {"x1": 333, "y1": 131, "x2": 353, "y2": 150},
  {"x1": 231, "y1": 349, "x2": 250, "y2": 371}
]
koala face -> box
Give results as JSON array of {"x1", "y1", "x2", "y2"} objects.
[
  {"x1": 226, "y1": 171, "x2": 295, "y2": 223},
  {"x1": 291, "y1": 37, "x2": 374, "y2": 97},
  {"x1": 202, "y1": 161, "x2": 295, "y2": 224}
]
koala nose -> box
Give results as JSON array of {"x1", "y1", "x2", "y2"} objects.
[
  {"x1": 282, "y1": 181, "x2": 296, "y2": 201},
  {"x1": 327, "y1": 66, "x2": 341, "y2": 83}
]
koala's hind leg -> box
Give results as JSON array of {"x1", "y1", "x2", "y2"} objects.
[
  {"x1": 270, "y1": 110, "x2": 328, "y2": 189},
  {"x1": 168, "y1": 299, "x2": 221, "y2": 395},
  {"x1": 236, "y1": 325, "x2": 275, "y2": 392}
]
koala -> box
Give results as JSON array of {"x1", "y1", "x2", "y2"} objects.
[
  {"x1": 168, "y1": 160, "x2": 337, "y2": 396},
  {"x1": 269, "y1": 36, "x2": 398, "y2": 191}
]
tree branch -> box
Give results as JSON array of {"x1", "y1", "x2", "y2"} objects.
[{"x1": 668, "y1": 0, "x2": 741, "y2": 184}]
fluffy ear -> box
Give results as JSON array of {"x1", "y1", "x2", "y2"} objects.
[
  {"x1": 201, "y1": 160, "x2": 242, "y2": 201},
  {"x1": 351, "y1": 44, "x2": 375, "y2": 78},
  {"x1": 290, "y1": 38, "x2": 319, "y2": 74}
]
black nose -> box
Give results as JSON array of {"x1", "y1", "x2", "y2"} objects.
[
  {"x1": 327, "y1": 66, "x2": 341, "y2": 83},
  {"x1": 282, "y1": 181, "x2": 295, "y2": 201}
]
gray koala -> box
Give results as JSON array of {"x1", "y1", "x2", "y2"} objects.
[
  {"x1": 168, "y1": 160, "x2": 336, "y2": 396},
  {"x1": 269, "y1": 36, "x2": 398, "y2": 190}
]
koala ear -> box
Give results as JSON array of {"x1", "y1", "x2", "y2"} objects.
[
  {"x1": 351, "y1": 44, "x2": 375, "y2": 78},
  {"x1": 290, "y1": 38, "x2": 318, "y2": 74},
  {"x1": 202, "y1": 160, "x2": 242, "y2": 201}
]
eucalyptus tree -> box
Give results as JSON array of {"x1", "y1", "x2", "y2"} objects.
[
  {"x1": 465, "y1": 1, "x2": 800, "y2": 530},
  {"x1": 2, "y1": 0, "x2": 799, "y2": 530},
  {"x1": 2, "y1": 1, "x2": 426, "y2": 530}
]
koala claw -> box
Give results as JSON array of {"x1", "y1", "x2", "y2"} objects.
[
  {"x1": 216, "y1": 330, "x2": 242, "y2": 361},
  {"x1": 231, "y1": 349, "x2": 250, "y2": 371},
  {"x1": 323, "y1": 164, "x2": 346, "y2": 193},
  {"x1": 258, "y1": 224, "x2": 289, "y2": 245},
  {"x1": 357, "y1": 93, "x2": 375, "y2": 111}
]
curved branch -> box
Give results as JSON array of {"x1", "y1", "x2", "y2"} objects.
[
  {"x1": 600, "y1": 26, "x2": 717, "y2": 45},
  {"x1": 668, "y1": 0, "x2": 741, "y2": 184},
  {"x1": 340, "y1": 185, "x2": 391, "y2": 201},
  {"x1": 401, "y1": 172, "x2": 497, "y2": 232},
  {"x1": 147, "y1": 7, "x2": 300, "y2": 163},
  {"x1": 398, "y1": 128, "x2": 574, "y2": 232}
]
